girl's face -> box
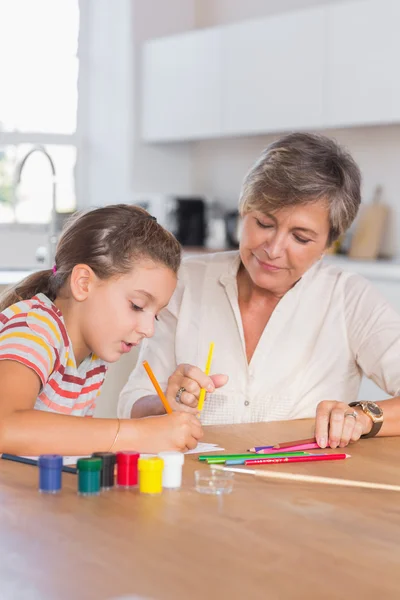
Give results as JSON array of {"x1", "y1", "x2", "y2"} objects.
[
  {"x1": 239, "y1": 202, "x2": 330, "y2": 296},
  {"x1": 80, "y1": 259, "x2": 177, "y2": 363}
]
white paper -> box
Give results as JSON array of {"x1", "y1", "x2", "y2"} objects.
[{"x1": 185, "y1": 442, "x2": 225, "y2": 455}]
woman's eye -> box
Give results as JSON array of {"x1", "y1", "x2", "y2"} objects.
[
  {"x1": 155, "y1": 315, "x2": 159, "y2": 322},
  {"x1": 294, "y1": 235, "x2": 311, "y2": 245},
  {"x1": 256, "y1": 219, "x2": 273, "y2": 229}
]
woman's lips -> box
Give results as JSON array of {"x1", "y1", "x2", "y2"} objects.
[{"x1": 255, "y1": 256, "x2": 283, "y2": 271}]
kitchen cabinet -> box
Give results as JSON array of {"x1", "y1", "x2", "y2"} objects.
[
  {"x1": 221, "y1": 8, "x2": 325, "y2": 135},
  {"x1": 325, "y1": 0, "x2": 400, "y2": 128},
  {"x1": 141, "y1": 28, "x2": 222, "y2": 141},
  {"x1": 141, "y1": 0, "x2": 400, "y2": 141}
]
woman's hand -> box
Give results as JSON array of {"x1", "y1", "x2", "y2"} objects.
[
  {"x1": 315, "y1": 400, "x2": 373, "y2": 448},
  {"x1": 166, "y1": 363, "x2": 229, "y2": 414}
]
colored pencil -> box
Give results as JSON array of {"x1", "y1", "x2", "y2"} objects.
[
  {"x1": 210, "y1": 464, "x2": 400, "y2": 493},
  {"x1": 1, "y1": 453, "x2": 77, "y2": 474},
  {"x1": 273, "y1": 437, "x2": 316, "y2": 449},
  {"x1": 142, "y1": 360, "x2": 173, "y2": 414},
  {"x1": 244, "y1": 453, "x2": 349, "y2": 465},
  {"x1": 199, "y1": 452, "x2": 309, "y2": 462},
  {"x1": 248, "y1": 445, "x2": 274, "y2": 452},
  {"x1": 257, "y1": 442, "x2": 321, "y2": 453},
  {"x1": 226, "y1": 453, "x2": 334, "y2": 466},
  {"x1": 197, "y1": 342, "x2": 215, "y2": 412}
]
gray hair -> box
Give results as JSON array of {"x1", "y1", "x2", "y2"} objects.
[{"x1": 239, "y1": 132, "x2": 361, "y2": 245}]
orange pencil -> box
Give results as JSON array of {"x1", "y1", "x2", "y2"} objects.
[{"x1": 142, "y1": 361, "x2": 173, "y2": 414}]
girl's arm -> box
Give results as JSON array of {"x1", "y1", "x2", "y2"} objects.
[{"x1": 0, "y1": 361, "x2": 203, "y2": 455}]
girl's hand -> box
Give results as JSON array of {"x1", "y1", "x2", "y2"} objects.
[
  {"x1": 315, "y1": 400, "x2": 372, "y2": 448},
  {"x1": 166, "y1": 363, "x2": 229, "y2": 414},
  {"x1": 133, "y1": 411, "x2": 204, "y2": 452}
]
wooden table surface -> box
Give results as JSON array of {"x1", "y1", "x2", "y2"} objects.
[{"x1": 2, "y1": 418, "x2": 400, "y2": 600}]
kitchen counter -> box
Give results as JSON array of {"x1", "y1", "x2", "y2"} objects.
[
  {"x1": 1, "y1": 256, "x2": 400, "y2": 286},
  {"x1": 184, "y1": 248, "x2": 400, "y2": 282},
  {"x1": 323, "y1": 255, "x2": 400, "y2": 282},
  {"x1": 0, "y1": 270, "x2": 35, "y2": 286}
]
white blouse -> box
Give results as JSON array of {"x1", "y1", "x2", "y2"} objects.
[{"x1": 118, "y1": 251, "x2": 400, "y2": 425}]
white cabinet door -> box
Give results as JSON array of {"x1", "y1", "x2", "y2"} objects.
[
  {"x1": 326, "y1": 0, "x2": 400, "y2": 127},
  {"x1": 221, "y1": 8, "x2": 325, "y2": 136},
  {"x1": 141, "y1": 29, "x2": 222, "y2": 142}
]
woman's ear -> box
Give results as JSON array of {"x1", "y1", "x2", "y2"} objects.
[{"x1": 69, "y1": 264, "x2": 95, "y2": 301}]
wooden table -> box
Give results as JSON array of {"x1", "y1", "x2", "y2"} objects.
[{"x1": 2, "y1": 419, "x2": 400, "y2": 600}]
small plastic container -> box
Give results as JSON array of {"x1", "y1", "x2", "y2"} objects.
[
  {"x1": 92, "y1": 452, "x2": 116, "y2": 490},
  {"x1": 158, "y1": 451, "x2": 184, "y2": 489},
  {"x1": 138, "y1": 456, "x2": 164, "y2": 494},
  {"x1": 194, "y1": 469, "x2": 235, "y2": 495},
  {"x1": 77, "y1": 457, "x2": 102, "y2": 496},
  {"x1": 38, "y1": 454, "x2": 63, "y2": 494},
  {"x1": 116, "y1": 451, "x2": 140, "y2": 488}
]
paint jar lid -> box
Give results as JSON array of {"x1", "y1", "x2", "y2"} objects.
[
  {"x1": 77, "y1": 457, "x2": 102, "y2": 472},
  {"x1": 38, "y1": 454, "x2": 63, "y2": 469},
  {"x1": 92, "y1": 452, "x2": 116, "y2": 467},
  {"x1": 116, "y1": 451, "x2": 140, "y2": 465},
  {"x1": 158, "y1": 451, "x2": 184, "y2": 466},
  {"x1": 138, "y1": 457, "x2": 164, "y2": 472}
]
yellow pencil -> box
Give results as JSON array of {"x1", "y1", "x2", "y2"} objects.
[
  {"x1": 142, "y1": 360, "x2": 173, "y2": 414},
  {"x1": 197, "y1": 342, "x2": 215, "y2": 411}
]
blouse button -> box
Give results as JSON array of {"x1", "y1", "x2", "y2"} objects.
[{"x1": 244, "y1": 400, "x2": 250, "y2": 406}]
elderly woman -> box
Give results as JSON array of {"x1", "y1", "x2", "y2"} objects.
[{"x1": 118, "y1": 133, "x2": 400, "y2": 449}]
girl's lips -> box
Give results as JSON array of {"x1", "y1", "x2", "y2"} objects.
[
  {"x1": 121, "y1": 341, "x2": 133, "y2": 353},
  {"x1": 121, "y1": 341, "x2": 140, "y2": 353}
]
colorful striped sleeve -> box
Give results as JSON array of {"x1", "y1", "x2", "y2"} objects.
[{"x1": 0, "y1": 309, "x2": 59, "y2": 387}]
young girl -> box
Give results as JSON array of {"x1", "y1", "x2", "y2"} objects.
[{"x1": 0, "y1": 204, "x2": 212, "y2": 456}]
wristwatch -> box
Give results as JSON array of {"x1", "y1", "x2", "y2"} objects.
[{"x1": 349, "y1": 401, "x2": 384, "y2": 438}]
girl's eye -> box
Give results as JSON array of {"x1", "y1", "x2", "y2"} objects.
[
  {"x1": 131, "y1": 303, "x2": 144, "y2": 312},
  {"x1": 256, "y1": 219, "x2": 273, "y2": 229},
  {"x1": 155, "y1": 315, "x2": 159, "y2": 322},
  {"x1": 294, "y1": 235, "x2": 311, "y2": 245}
]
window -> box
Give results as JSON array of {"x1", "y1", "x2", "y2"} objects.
[{"x1": 0, "y1": 0, "x2": 79, "y2": 223}]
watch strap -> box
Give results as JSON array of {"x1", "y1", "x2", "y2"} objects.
[{"x1": 348, "y1": 402, "x2": 383, "y2": 438}]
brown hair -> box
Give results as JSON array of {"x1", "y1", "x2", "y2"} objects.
[
  {"x1": 0, "y1": 204, "x2": 181, "y2": 311},
  {"x1": 239, "y1": 132, "x2": 361, "y2": 245}
]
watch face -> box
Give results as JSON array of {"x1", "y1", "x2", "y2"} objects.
[{"x1": 366, "y1": 402, "x2": 383, "y2": 416}]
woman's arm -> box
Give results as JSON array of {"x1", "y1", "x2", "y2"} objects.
[{"x1": 0, "y1": 361, "x2": 203, "y2": 455}]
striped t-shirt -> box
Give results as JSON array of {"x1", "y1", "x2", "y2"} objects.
[{"x1": 0, "y1": 293, "x2": 107, "y2": 416}]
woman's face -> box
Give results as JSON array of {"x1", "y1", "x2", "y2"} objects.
[{"x1": 239, "y1": 201, "x2": 331, "y2": 295}]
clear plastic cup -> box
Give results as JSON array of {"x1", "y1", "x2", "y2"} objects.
[{"x1": 194, "y1": 469, "x2": 234, "y2": 495}]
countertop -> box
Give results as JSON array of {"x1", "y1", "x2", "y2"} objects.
[{"x1": 1, "y1": 254, "x2": 400, "y2": 285}]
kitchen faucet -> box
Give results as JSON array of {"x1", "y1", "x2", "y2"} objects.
[{"x1": 15, "y1": 145, "x2": 57, "y2": 267}]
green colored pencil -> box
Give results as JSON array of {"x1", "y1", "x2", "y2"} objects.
[{"x1": 200, "y1": 451, "x2": 309, "y2": 464}]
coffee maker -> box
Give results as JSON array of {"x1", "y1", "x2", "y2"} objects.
[{"x1": 132, "y1": 194, "x2": 207, "y2": 247}]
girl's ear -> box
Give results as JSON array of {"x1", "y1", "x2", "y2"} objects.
[{"x1": 69, "y1": 264, "x2": 95, "y2": 301}]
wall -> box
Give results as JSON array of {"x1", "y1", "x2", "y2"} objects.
[
  {"x1": 77, "y1": 0, "x2": 196, "y2": 210},
  {"x1": 191, "y1": 0, "x2": 400, "y2": 256},
  {"x1": 193, "y1": 125, "x2": 400, "y2": 255},
  {"x1": 195, "y1": 0, "x2": 352, "y2": 27}
]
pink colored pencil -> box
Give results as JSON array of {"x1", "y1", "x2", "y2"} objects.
[
  {"x1": 257, "y1": 442, "x2": 321, "y2": 453},
  {"x1": 245, "y1": 453, "x2": 349, "y2": 465},
  {"x1": 273, "y1": 437, "x2": 316, "y2": 449}
]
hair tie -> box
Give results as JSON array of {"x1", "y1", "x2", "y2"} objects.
[{"x1": 52, "y1": 265, "x2": 57, "y2": 275}]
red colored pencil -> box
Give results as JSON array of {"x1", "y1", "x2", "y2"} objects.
[
  {"x1": 273, "y1": 437, "x2": 316, "y2": 449},
  {"x1": 244, "y1": 453, "x2": 349, "y2": 466}
]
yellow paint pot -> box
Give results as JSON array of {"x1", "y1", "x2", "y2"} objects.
[{"x1": 138, "y1": 456, "x2": 164, "y2": 494}]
